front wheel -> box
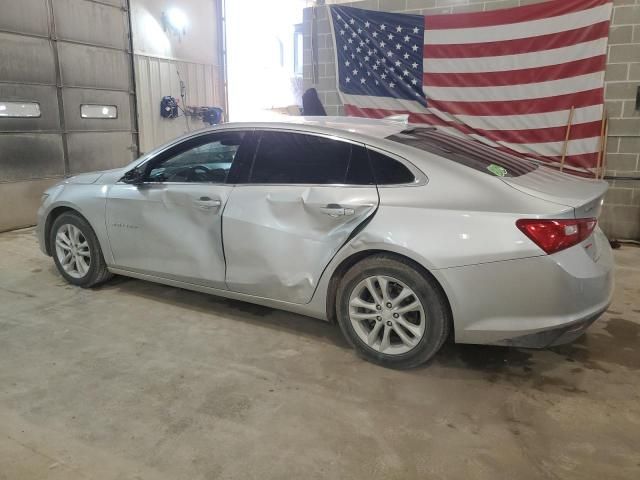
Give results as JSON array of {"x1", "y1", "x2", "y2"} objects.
[
  {"x1": 50, "y1": 212, "x2": 112, "y2": 287},
  {"x1": 336, "y1": 255, "x2": 450, "y2": 369}
]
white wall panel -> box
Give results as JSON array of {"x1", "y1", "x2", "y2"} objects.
[{"x1": 134, "y1": 54, "x2": 224, "y2": 153}]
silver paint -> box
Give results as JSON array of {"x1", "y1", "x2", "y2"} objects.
[{"x1": 36, "y1": 117, "x2": 615, "y2": 346}]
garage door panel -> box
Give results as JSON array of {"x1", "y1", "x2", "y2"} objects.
[
  {"x1": 0, "y1": 84, "x2": 61, "y2": 132},
  {"x1": 96, "y1": 0, "x2": 125, "y2": 7},
  {"x1": 0, "y1": 178, "x2": 61, "y2": 232},
  {"x1": 58, "y1": 43, "x2": 132, "y2": 90},
  {"x1": 63, "y1": 89, "x2": 132, "y2": 131},
  {"x1": 0, "y1": 33, "x2": 56, "y2": 84},
  {"x1": 0, "y1": 0, "x2": 50, "y2": 37},
  {"x1": 53, "y1": 0, "x2": 129, "y2": 50},
  {"x1": 67, "y1": 131, "x2": 135, "y2": 173},
  {"x1": 0, "y1": 134, "x2": 65, "y2": 182}
]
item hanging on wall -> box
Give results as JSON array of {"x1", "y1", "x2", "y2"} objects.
[
  {"x1": 160, "y1": 96, "x2": 179, "y2": 119},
  {"x1": 302, "y1": 88, "x2": 326, "y2": 116},
  {"x1": 327, "y1": 0, "x2": 614, "y2": 177}
]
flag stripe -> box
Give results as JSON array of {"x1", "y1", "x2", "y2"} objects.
[
  {"x1": 425, "y1": 0, "x2": 607, "y2": 30},
  {"x1": 423, "y1": 55, "x2": 607, "y2": 87},
  {"x1": 423, "y1": 21, "x2": 610, "y2": 59},
  {"x1": 344, "y1": 104, "x2": 600, "y2": 170},
  {"x1": 423, "y1": 4, "x2": 611, "y2": 45},
  {"x1": 446, "y1": 105, "x2": 603, "y2": 131},
  {"x1": 344, "y1": 104, "x2": 602, "y2": 144},
  {"x1": 426, "y1": 88, "x2": 604, "y2": 116},
  {"x1": 423, "y1": 38, "x2": 608, "y2": 73},
  {"x1": 423, "y1": 72, "x2": 604, "y2": 102}
]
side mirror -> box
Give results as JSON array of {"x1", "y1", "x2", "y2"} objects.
[{"x1": 121, "y1": 166, "x2": 145, "y2": 185}]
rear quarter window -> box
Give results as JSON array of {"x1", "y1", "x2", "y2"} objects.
[
  {"x1": 387, "y1": 128, "x2": 538, "y2": 178},
  {"x1": 368, "y1": 150, "x2": 416, "y2": 185}
]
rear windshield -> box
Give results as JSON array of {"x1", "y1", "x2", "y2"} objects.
[{"x1": 386, "y1": 128, "x2": 538, "y2": 177}]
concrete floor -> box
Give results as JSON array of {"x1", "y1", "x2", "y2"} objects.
[{"x1": 0, "y1": 228, "x2": 639, "y2": 480}]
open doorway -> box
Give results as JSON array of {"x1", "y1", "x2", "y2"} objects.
[{"x1": 224, "y1": 0, "x2": 306, "y2": 121}]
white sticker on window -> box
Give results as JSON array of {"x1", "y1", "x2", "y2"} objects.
[
  {"x1": 0, "y1": 101, "x2": 41, "y2": 118},
  {"x1": 81, "y1": 104, "x2": 117, "y2": 119}
]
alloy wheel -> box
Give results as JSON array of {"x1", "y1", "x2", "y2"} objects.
[
  {"x1": 348, "y1": 275, "x2": 426, "y2": 355},
  {"x1": 54, "y1": 224, "x2": 92, "y2": 279}
]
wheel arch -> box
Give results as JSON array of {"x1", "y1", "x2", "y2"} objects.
[
  {"x1": 44, "y1": 206, "x2": 86, "y2": 256},
  {"x1": 324, "y1": 249, "x2": 454, "y2": 336}
]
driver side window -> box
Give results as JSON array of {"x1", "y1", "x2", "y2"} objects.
[{"x1": 147, "y1": 132, "x2": 245, "y2": 183}]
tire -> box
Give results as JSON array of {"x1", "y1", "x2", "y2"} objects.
[
  {"x1": 336, "y1": 254, "x2": 450, "y2": 369},
  {"x1": 50, "y1": 212, "x2": 113, "y2": 287}
]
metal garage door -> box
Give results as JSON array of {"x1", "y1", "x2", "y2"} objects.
[{"x1": 0, "y1": 0, "x2": 138, "y2": 232}]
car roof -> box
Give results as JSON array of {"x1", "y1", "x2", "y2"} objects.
[{"x1": 216, "y1": 116, "x2": 409, "y2": 142}]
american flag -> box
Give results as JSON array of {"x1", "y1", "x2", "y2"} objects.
[{"x1": 329, "y1": 0, "x2": 613, "y2": 173}]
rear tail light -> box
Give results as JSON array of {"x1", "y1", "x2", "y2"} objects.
[{"x1": 516, "y1": 218, "x2": 597, "y2": 254}]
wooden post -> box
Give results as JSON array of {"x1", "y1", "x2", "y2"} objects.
[
  {"x1": 596, "y1": 105, "x2": 607, "y2": 178},
  {"x1": 560, "y1": 106, "x2": 575, "y2": 172},
  {"x1": 600, "y1": 116, "x2": 609, "y2": 179}
]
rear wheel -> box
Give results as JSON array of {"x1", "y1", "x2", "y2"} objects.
[
  {"x1": 50, "y1": 212, "x2": 112, "y2": 287},
  {"x1": 336, "y1": 255, "x2": 450, "y2": 369}
]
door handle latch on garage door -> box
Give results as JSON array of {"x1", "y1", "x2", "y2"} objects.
[
  {"x1": 194, "y1": 197, "x2": 222, "y2": 210},
  {"x1": 320, "y1": 205, "x2": 355, "y2": 217}
]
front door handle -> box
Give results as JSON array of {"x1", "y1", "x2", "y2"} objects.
[
  {"x1": 194, "y1": 197, "x2": 222, "y2": 210},
  {"x1": 319, "y1": 205, "x2": 355, "y2": 217}
]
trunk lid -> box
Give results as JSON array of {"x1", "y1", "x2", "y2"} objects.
[
  {"x1": 501, "y1": 166, "x2": 607, "y2": 219},
  {"x1": 502, "y1": 166, "x2": 607, "y2": 261}
]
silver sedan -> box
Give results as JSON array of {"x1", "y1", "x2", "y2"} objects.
[{"x1": 37, "y1": 117, "x2": 614, "y2": 368}]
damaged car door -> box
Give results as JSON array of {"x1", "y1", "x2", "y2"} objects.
[
  {"x1": 222, "y1": 130, "x2": 379, "y2": 304},
  {"x1": 105, "y1": 131, "x2": 248, "y2": 288}
]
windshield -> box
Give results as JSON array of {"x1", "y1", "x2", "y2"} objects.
[{"x1": 387, "y1": 128, "x2": 538, "y2": 178}]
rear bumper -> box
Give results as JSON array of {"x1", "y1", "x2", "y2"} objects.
[
  {"x1": 489, "y1": 306, "x2": 606, "y2": 348},
  {"x1": 437, "y1": 228, "x2": 614, "y2": 347}
]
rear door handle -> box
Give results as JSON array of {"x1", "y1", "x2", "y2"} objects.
[
  {"x1": 193, "y1": 196, "x2": 222, "y2": 210},
  {"x1": 319, "y1": 205, "x2": 355, "y2": 217}
]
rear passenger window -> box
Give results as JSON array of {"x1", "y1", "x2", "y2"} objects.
[
  {"x1": 369, "y1": 150, "x2": 415, "y2": 185},
  {"x1": 251, "y1": 131, "x2": 364, "y2": 184}
]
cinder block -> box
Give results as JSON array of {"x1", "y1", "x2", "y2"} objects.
[
  {"x1": 612, "y1": 5, "x2": 640, "y2": 25},
  {"x1": 380, "y1": 0, "x2": 408, "y2": 12},
  {"x1": 317, "y1": 75, "x2": 338, "y2": 90},
  {"x1": 606, "y1": 100, "x2": 624, "y2": 118},
  {"x1": 518, "y1": 0, "x2": 548, "y2": 5},
  {"x1": 482, "y1": 0, "x2": 519, "y2": 12},
  {"x1": 630, "y1": 64, "x2": 640, "y2": 81},
  {"x1": 608, "y1": 118, "x2": 640, "y2": 135},
  {"x1": 452, "y1": 4, "x2": 486, "y2": 13},
  {"x1": 609, "y1": 25, "x2": 634, "y2": 44},
  {"x1": 318, "y1": 48, "x2": 334, "y2": 63},
  {"x1": 605, "y1": 81, "x2": 640, "y2": 100},
  {"x1": 407, "y1": 0, "x2": 436, "y2": 10},
  {"x1": 435, "y1": 0, "x2": 470, "y2": 6},
  {"x1": 323, "y1": 62, "x2": 336, "y2": 78},
  {"x1": 619, "y1": 137, "x2": 640, "y2": 153},
  {"x1": 607, "y1": 136, "x2": 620, "y2": 154},
  {"x1": 605, "y1": 187, "x2": 634, "y2": 205},
  {"x1": 623, "y1": 100, "x2": 640, "y2": 117},
  {"x1": 325, "y1": 91, "x2": 342, "y2": 106},
  {"x1": 609, "y1": 45, "x2": 640, "y2": 63},
  {"x1": 605, "y1": 64, "x2": 628, "y2": 82},
  {"x1": 606, "y1": 153, "x2": 639, "y2": 171}
]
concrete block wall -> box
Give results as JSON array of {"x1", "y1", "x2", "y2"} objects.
[{"x1": 303, "y1": 0, "x2": 640, "y2": 240}]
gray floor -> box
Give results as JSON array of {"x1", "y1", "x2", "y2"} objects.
[{"x1": 1, "y1": 228, "x2": 639, "y2": 480}]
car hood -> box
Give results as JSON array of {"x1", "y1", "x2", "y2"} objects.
[{"x1": 63, "y1": 167, "x2": 130, "y2": 185}]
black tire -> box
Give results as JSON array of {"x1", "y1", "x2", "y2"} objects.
[
  {"x1": 50, "y1": 212, "x2": 113, "y2": 287},
  {"x1": 336, "y1": 254, "x2": 450, "y2": 369}
]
